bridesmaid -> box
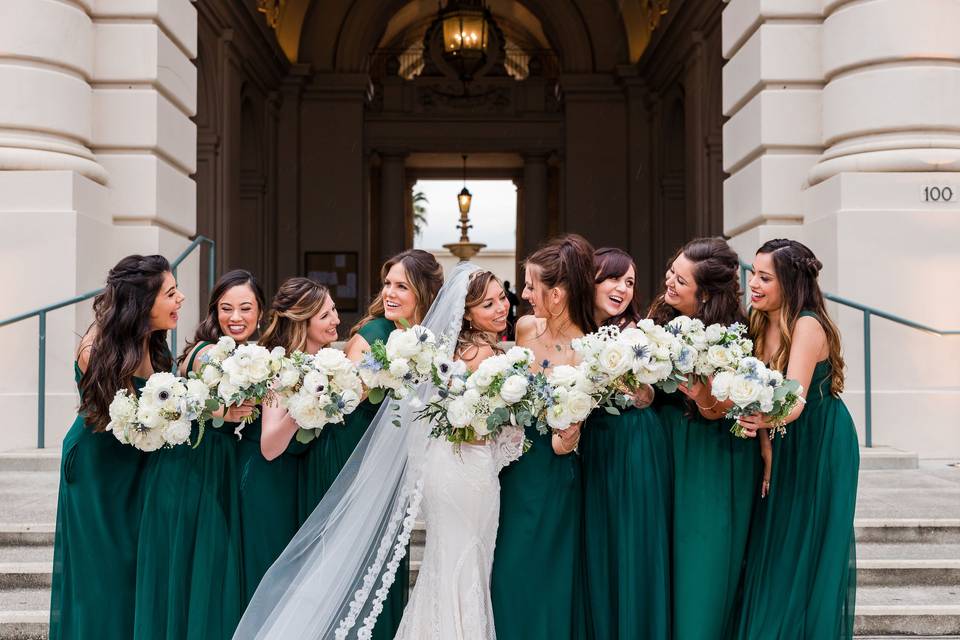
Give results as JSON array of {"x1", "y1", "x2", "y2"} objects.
[
  {"x1": 647, "y1": 238, "x2": 760, "y2": 639},
  {"x1": 50, "y1": 255, "x2": 182, "y2": 640},
  {"x1": 298, "y1": 248, "x2": 443, "y2": 640},
  {"x1": 491, "y1": 234, "x2": 595, "y2": 640},
  {"x1": 733, "y1": 239, "x2": 859, "y2": 639},
  {"x1": 134, "y1": 269, "x2": 265, "y2": 640},
  {"x1": 246, "y1": 277, "x2": 339, "y2": 602},
  {"x1": 580, "y1": 247, "x2": 672, "y2": 639}
]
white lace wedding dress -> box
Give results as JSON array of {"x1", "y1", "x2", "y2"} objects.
[{"x1": 395, "y1": 429, "x2": 523, "y2": 640}]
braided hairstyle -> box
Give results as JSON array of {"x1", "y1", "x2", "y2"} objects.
[
  {"x1": 647, "y1": 237, "x2": 746, "y2": 327},
  {"x1": 79, "y1": 255, "x2": 174, "y2": 431},
  {"x1": 749, "y1": 239, "x2": 845, "y2": 395},
  {"x1": 525, "y1": 234, "x2": 598, "y2": 335},
  {"x1": 177, "y1": 269, "x2": 265, "y2": 368},
  {"x1": 259, "y1": 278, "x2": 331, "y2": 353}
]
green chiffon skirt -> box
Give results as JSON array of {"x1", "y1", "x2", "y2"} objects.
[
  {"x1": 492, "y1": 426, "x2": 583, "y2": 640},
  {"x1": 579, "y1": 406, "x2": 672, "y2": 640},
  {"x1": 733, "y1": 362, "x2": 859, "y2": 639},
  {"x1": 133, "y1": 423, "x2": 243, "y2": 640},
  {"x1": 298, "y1": 398, "x2": 407, "y2": 640},
  {"x1": 658, "y1": 396, "x2": 760, "y2": 639},
  {"x1": 237, "y1": 416, "x2": 306, "y2": 605},
  {"x1": 50, "y1": 413, "x2": 146, "y2": 639}
]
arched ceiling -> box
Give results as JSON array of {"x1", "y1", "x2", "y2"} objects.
[{"x1": 263, "y1": 0, "x2": 670, "y2": 70}]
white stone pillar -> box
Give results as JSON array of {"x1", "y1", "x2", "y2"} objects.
[
  {"x1": 0, "y1": 0, "x2": 200, "y2": 450},
  {"x1": 722, "y1": 0, "x2": 960, "y2": 456}
]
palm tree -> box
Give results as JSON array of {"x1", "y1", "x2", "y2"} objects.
[{"x1": 412, "y1": 190, "x2": 429, "y2": 239}]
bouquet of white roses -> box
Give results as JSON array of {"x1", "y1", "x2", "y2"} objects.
[
  {"x1": 196, "y1": 336, "x2": 286, "y2": 428},
  {"x1": 710, "y1": 357, "x2": 804, "y2": 438},
  {"x1": 659, "y1": 316, "x2": 754, "y2": 392},
  {"x1": 534, "y1": 363, "x2": 598, "y2": 433},
  {"x1": 572, "y1": 323, "x2": 677, "y2": 412},
  {"x1": 106, "y1": 372, "x2": 211, "y2": 451},
  {"x1": 284, "y1": 348, "x2": 364, "y2": 443},
  {"x1": 359, "y1": 325, "x2": 437, "y2": 403},
  {"x1": 417, "y1": 347, "x2": 536, "y2": 458}
]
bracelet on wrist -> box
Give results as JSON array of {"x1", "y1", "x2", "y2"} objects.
[{"x1": 696, "y1": 398, "x2": 720, "y2": 412}]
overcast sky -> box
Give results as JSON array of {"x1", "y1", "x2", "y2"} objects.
[{"x1": 413, "y1": 179, "x2": 517, "y2": 251}]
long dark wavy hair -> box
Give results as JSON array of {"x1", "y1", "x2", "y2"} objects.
[
  {"x1": 647, "y1": 237, "x2": 746, "y2": 327},
  {"x1": 351, "y1": 249, "x2": 444, "y2": 337},
  {"x1": 178, "y1": 269, "x2": 266, "y2": 367},
  {"x1": 79, "y1": 255, "x2": 174, "y2": 431},
  {"x1": 259, "y1": 278, "x2": 331, "y2": 352},
  {"x1": 525, "y1": 234, "x2": 597, "y2": 335},
  {"x1": 749, "y1": 239, "x2": 845, "y2": 395},
  {"x1": 595, "y1": 247, "x2": 642, "y2": 328}
]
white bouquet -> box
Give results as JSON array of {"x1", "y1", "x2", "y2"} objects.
[
  {"x1": 359, "y1": 325, "x2": 437, "y2": 403},
  {"x1": 417, "y1": 346, "x2": 536, "y2": 461},
  {"x1": 535, "y1": 363, "x2": 597, "y2": 432},
  {"x1": 659, "y1": 317, "x2": 754, "y2": 392},
  {"x1": 196, "y1": 336, "x2": 287, "y2": 427},
  {"x1": 711, "y1": 357, "x2": 804, "y2": 438},
  {"x1": 106, "y1": 372, "x2": 211, "y2": 451},
  {"x1": 572, "y1": 323, "x2": 677, "y2": 412},
  {"x1": 284, "y1": 348, "x2": 364, "y2": 443}
]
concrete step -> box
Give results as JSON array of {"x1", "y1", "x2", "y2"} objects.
[
  {"x1": 861, "y1": 447, "x2": 920, "y2": 471},
  {"x1": 0, "y1": 548, "x2": 51, "y2": 565},
  {"x1": 0, "y1": 566, "x2": 49, "y2": 591},
  {"x1": 857, "y1": 585, "x2": 960, "y2": 635},
  {"x1": 857, "y1": 558, "x2": 960, "y2": 587},
  {"x1": 0, "y1": 527, "x2": 53, "y2": 548},
  {"x1": 0, "y1": 610, "x2": 46, "y2": 640},
  {"x1": 0, "y1": 452, "x2": 59, "y2": 474},
  {"x1": 857, "y1": 519, "x2": 960, "y2": 544}
]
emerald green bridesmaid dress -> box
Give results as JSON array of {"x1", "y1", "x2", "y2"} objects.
[
  {"x1": 733, "y1": 312, "x2": 859, "y2": 639},
  {"x1": 298, "y1": 315, "x2": 406, "y2": 639},
  {"x1": 49, "y1": 364, "x2": 146, "y2": 640},
  {"x1": 657, "y1": 392, "x2": 760, "y2": 640},
  {"x1": 579, "y1": 405, "x2": 672, "y2": 640},
  {"x1": 236, "y1": 415, "x2": 307, "y2": 605},
  {"x1": 491, "y1": 426, "x2": 583, "y2": 640},
  {"x1": 133, "y1": 343, "x2": 244, "y2": 640}
]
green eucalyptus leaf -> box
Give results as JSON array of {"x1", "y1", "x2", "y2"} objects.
[{"x1": 368, "y1": 387, "x2": 386, "y2": 405}]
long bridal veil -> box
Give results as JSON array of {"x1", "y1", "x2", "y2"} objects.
[{"x1": 234, "y1": 261, "x2": 480, "y2": 640}]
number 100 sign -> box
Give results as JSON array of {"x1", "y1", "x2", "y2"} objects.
[{"x1": 922, "y1": 185, "x2": 955, "y2": 203}]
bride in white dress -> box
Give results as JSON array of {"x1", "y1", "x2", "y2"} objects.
[
  {"x1": 233, "y1": 263, "x2": 522, "y2": 640},
  {"x1": 395, "y1": 269, "x2": 519, "y2": 640}
]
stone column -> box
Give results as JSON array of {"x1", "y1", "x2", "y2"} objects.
[
  {"x1": 379, "y1": 152, "x2": 409, "y2": 265},
  {"x1": 0, "y1": 0, "x2": 199, "y2": 450},
  {"x1": 275, "y1": 65, "x2": 310, "y2": 284},
  {"x1": 520, "y1": 153, "x2": 549, "y2": 261}
]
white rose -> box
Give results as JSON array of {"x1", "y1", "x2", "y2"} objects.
[
  {"x1": 499, "y1": 374, "x2": 529, "y2": 404},
  {"x1": 137, "y1": 404, "x2": 166, "y2": 430},
  {"x1": 223, "y1": 344, "x2": 273, "y2": 386},
  {"x1": 217, "y1": 378, "x2": 240, "y2": 403},
  {"x1": 132, "y1": 426, "x2": 166, "y2": 452},
  {"x1": 689, "y1": 318, "x2": 705, "y2": 332},
  {"x1": 598, "y1": 342, "x2": 632, "y2": 378},
  {"x1": 706, "y1": 345, "x2": 734, "y2": 370},
  {"x1": 287, "y1": 393, "x2": 325, "y2": 429},
  {"x1": 185, "y1": 378, "x2": 210, "y2": 404},
  {"x1": 565, "y1": 389, "x2": 594, "y2": 422},
  {"x1": 548, "y1": 364, "x2": 581, "y2": 390},
  {"x1": 277, "y1": 364, "x2": 301, "y2": 389},
  {"x1": 385, "y1": 328, "x2": 429, "y2": 360},
  {"x1": 471, "y1": 413, "x2": 492, "y2": 437},
  {"x1": 669, "y1": 315, "x2": 692, "y2": 333},
  {"x1": 636, "y1": 318, "x2": 656, "y2": 333},
  {"x1": 619, "y1": 327, "x2": 651, "y2": 349},
  {"x1": 705, "y1": 324, "x2": 725, "y2": 344},
  {"x1": 469, "y1": 367, "x2": 496, "y2": 390},
  {"x1": 740, "y1": 339, "x2": 754, "y2": 357},
  {"x1": 505, "y1": 346, "x2": 534, "y2": 365},
  {"x1": 545, "y1": 403, "x2": 573, "y2": 430},
  {"x1": 710, "y1": 371, "x2": 734, "y2": 400},
  {"x1": 388, "y1": 358, "x2": 411, "y2": 379},
  {"x1": 201, "y1": 364, "x2": 222, "y2": 387},
  {"x1": 446, "y1": 397, "x2": 475, "y2": 429},
  {"x1": 758, "y1": 385, "x2": 775, "y2": 413},
  {"x1": 108, "y1": 391, "x2": 138, "y2": 426},
  {"x1": 729, "y1": 377, "x2": 762, "y2": 408},
  {"x1": 164, "y1": 419, "x2": 192, "y2": 446}
]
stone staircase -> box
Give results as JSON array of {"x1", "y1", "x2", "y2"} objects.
[{"x1": 0, "y1": 448, "x2": 958, "y2": 639}]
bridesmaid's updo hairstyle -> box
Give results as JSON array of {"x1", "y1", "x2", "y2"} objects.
[
  {"x1": 647, "y1": 237, "x2": 745, "y2": 327},
  {"x1": 178, "y1": 269, "x2": 265, "y2": 367},
  {"x1": 352, "y1": 249, "x2": 444, "y2": 336},
  {"x1": 259, "y1": 278, "x2": 331, "y2": 353},
  {"x1": 458, "y1": 270, "x2": 505, "y2": 360},
  {"x1": 526, "y1": 234, "x2": 598, "y2": 335},
  {"x1": 750, "y1": 239, "x2": 845, "y2": 395},
  {"x1": 594, "y1": 248, "x2": 642, "y2": 328},
  {"x1": 79, "y1": 254, "x2": 173, "y2": 431}
]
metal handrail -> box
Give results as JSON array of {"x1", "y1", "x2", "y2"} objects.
[
  {"x1": 739, "y1": 260, "x2": 960, "y2": 447},
  {"x1": 0, "y1": 236, "x2": 216, "y2": 448}
]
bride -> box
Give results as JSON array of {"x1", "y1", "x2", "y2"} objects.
[{"x1": 234, "y1": 263, "x2": 520, "y2": 640}]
